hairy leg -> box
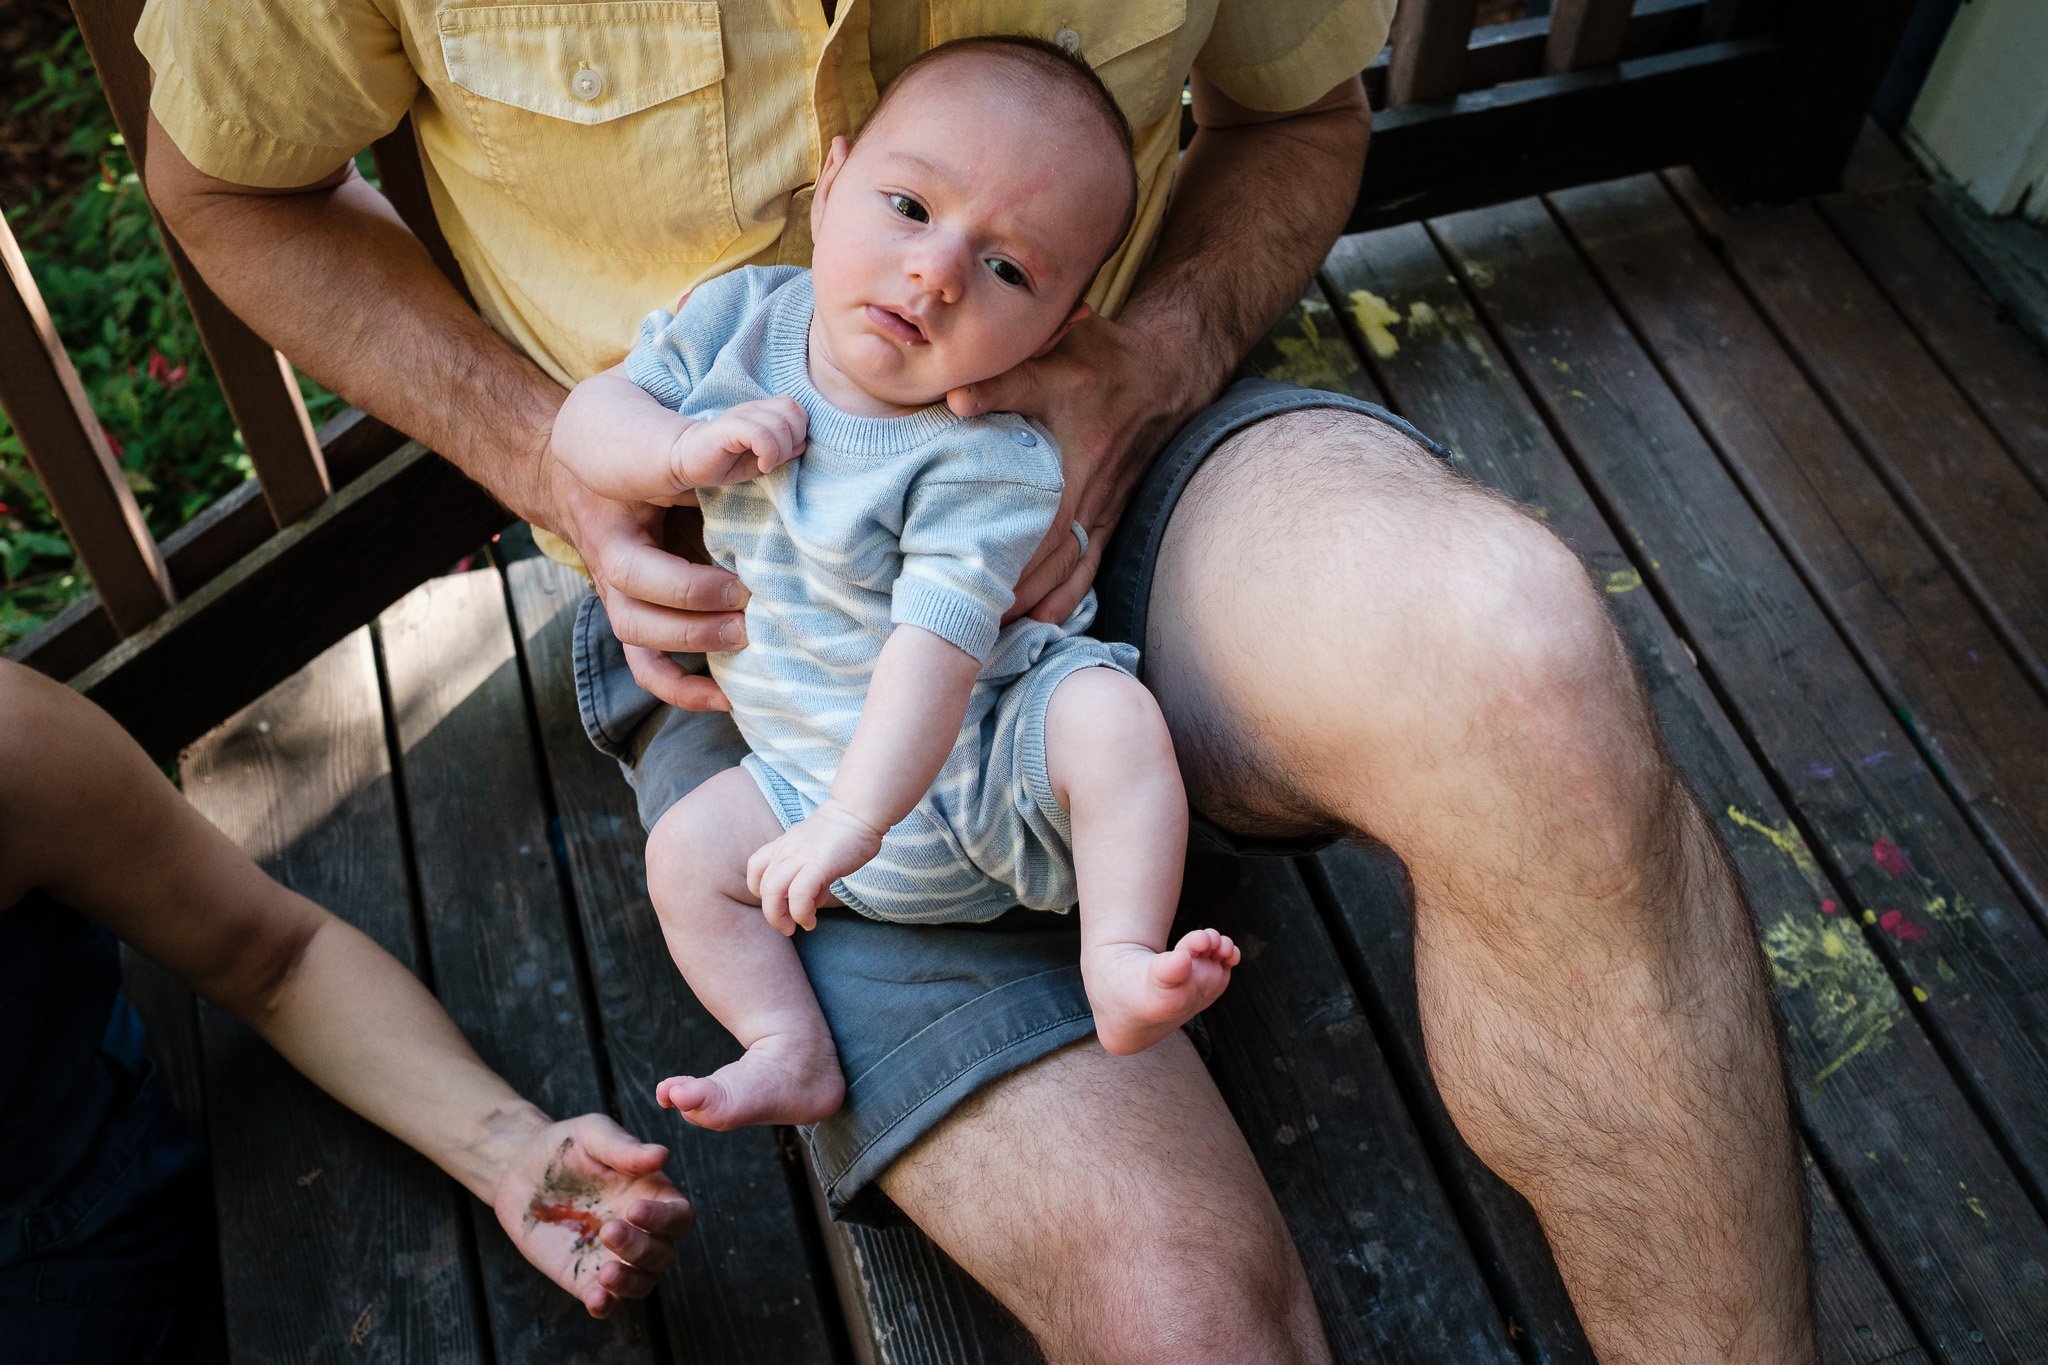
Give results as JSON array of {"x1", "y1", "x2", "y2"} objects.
[
  {"x1": 883, "y1": 1032, "x2": 1329, "y2": 1365},
  {"x1": 1141, "y1": 409, "x2": 1810, "y2": 1361},
  {"x1": 644, "y1": 767, "x2": 844, "y2": 1129},
  {"x1": 1043, "y1": 666, "x2": 1232, "y2": 1054}
]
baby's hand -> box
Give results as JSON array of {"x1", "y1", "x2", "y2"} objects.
[
  {"x1": 747, "y1": 801, "x2": 886, "y2": 934},
  {"x1": 671, "y1": 397, "x2": 809, "y2": 489}
]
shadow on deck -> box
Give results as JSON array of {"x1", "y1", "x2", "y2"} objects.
[{"x1": 135, "y1": 129, "x2": 2048, "y2": 1363}]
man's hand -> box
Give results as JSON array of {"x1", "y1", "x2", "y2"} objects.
[
  {"x1": 947, "y1": 309, "x2": 1195, "y2": 624},
  {"x1": 672, "y1": 398, "x2": 808, "y2": 489},
  {"x1": 547, "y1": 457, "x2": 744, "y2": 712},
  {"x1": 490, "y1": 1113, "x2": 694, "y2": 1319},
  {"x1": 747, "y1": 801, "x2": 887, "y2": 933}
]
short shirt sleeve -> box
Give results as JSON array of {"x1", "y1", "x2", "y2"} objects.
[
  {"x1": 622, "y1": 266, "x2": 795, "y2": 411},
  {"x1": 1194, "y1": 0, "x2": 1396, "y2": 113},
  {"x1": 891, "y1": 432, "x2": 1063, "y2": 663},
  {"x1": 136, "y1": 0, "x2": 419, "y2": 187}
]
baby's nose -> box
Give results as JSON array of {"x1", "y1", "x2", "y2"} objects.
[{"x1": 908, "y1": 237, "x2": 968, "y2": 299}]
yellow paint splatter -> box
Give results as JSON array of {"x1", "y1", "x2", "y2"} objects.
[
  {"x1": 1551, "y1": 356, "x2": 1573, "y2": 375},
  {"x1": 1913, "y1": 986, "x2": 1929, "y2": 1002},
  {"x1": 1569, "y1": 389, "x2": 1590, "y2": 400},
  {"x1": 1966, "y1": 1196, "x2": 1989, "y2": 1224},
  {"x1": 1862, "y1": 908, "x2": 1877, "y2": 925},
  {"x1": 1603, "y1": 568, "x2": 1642, "y2": 594},
  {"x1": 1347, "y1": 289, "x2": 1403, "y2": 359},
  {"x1": 1725, "y1": 806, "x2": 1819, "y2": 875},
  {"x1": 1936, "y1": 955, "x2": 1958, "y2": 983},
  {"x1": 1405, "y1": 300, "x2": 1440, "y2": 336},
  {"x1": 1760, "y1": 914, "x2": 1899, "y2": 1089},
  {"x1": 1464, "y1": 261, "x2": 1497, "y2": 289}
]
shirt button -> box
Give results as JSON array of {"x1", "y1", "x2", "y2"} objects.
[
  {"x1": 1011, "y1": 427, "x2": 1038, "y2": 446},
  {"x1": 571, "y1": 66, "x2": 605, "y2": 101},
  {"x1": 1055, "y1": 27, "x2": 1081, "y2": 55}
]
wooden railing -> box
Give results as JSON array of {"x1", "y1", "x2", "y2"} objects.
[{"x1": 3, "y1": 0, "x2": 1916, "y2": 759}]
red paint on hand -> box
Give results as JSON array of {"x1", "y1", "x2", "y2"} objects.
[
  {"x1": 529, "y1": 1198, "x2": 605, "y2": 1249},
  {"x1": 1872, "y1": 837, "x2": 1910, "y2": 878},
  {"x1": 1878, "y1": 909, "x2": 1926, "y2": 942}
]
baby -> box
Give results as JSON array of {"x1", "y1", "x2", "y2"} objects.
[{"x1": 552, "y1": 35, "x2": 1238, "y2": 1130}]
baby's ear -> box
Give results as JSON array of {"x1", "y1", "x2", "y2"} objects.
[
  {"x1": 811, "y1": 136, "x2": 852, "y2": 236},
  {"x1": 1030, "y1": 302, "x2": 1093, "y2": 358}
]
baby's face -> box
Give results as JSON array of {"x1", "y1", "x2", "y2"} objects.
[{"x1": 806, "y1": 68, "x2": 1130, "y2": 413}]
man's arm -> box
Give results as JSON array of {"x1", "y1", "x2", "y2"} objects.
[
  {"x1": 145, "y1": 117, "x2": 740, "y2": 709},
  {"x1": 950, "y1": 74, "x2": 1371, "y2": 622}
]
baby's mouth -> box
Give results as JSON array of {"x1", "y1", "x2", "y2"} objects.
[{"x1": 865, "y1": 304, "x2": 928, "y2": 346}]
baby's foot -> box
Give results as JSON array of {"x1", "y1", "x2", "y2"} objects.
[
  {"x1": 654, "y1": 1030, "x2": 845, "y2": 1130},
  {"x1": 1085, "y1": 928, "x2": 1241, "y2": 1056}
]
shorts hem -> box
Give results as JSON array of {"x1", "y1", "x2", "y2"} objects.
[{"x1": 806, "y1": 964, "x2": 1094, "y2": 1224}]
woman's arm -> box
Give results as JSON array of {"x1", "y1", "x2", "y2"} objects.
[{"x1": 0, "y1": 660, "x2": 690, "y2": 1317}]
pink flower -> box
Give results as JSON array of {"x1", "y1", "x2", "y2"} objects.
[{"x1": 146, "y1": 349, "x2": 188, "y2": 389}]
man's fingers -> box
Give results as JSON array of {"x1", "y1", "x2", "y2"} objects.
[
  {"x1": 604, "y1": 540, "x2": 746, "y2": 614},
  {"x1": 626, "y1": 1195, "x2": 696, "y2": 1240},
  {"x1": 1005, "y1": 517, "x2": 1088, "y2": 623},
  {"x1": 948, "y1": 360, "x2": 1041, "y2": 419},
  {"x1": 577, "y1": 1116, "x2": 669, "y2": 1173},
  {"x1": 623, "y1": 645, "x2": 731, "y2": 712}
]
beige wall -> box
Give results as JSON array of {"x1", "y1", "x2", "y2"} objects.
[{"x1": 1906, "y1": 0, "x2": 2048, "y2": 222}]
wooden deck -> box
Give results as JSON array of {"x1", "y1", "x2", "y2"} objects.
[{"x1": 130, "y1": 130, "x2": 2048, "y2": 1363}]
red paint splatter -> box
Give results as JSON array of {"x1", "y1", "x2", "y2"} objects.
[
  {"x1": 528, "y1": 1198, "x2": 604, "y2": 1249},
  {"x1": 1879, "y1": 909, "x2": 1926, "y2": 942},
  {"x1": 1872, "y1": 837, "x2": 1911, "y2": 878},
  {"x1": 1820, "y1": 898, "x2": 1839, "y2": 915}
]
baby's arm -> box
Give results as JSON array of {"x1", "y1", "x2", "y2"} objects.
[
  {"x1": 749, "y1": 624, "x2": 979, "y2": 931},
  {"x1": 552, "y1": 365, "x2": 808, "y2": 505}
]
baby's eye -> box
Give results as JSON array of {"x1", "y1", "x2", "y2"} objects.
[
  {"x1": 985, "y1": 258, "x2": 1027, "y2": 288},
  {"x1": 888, "y1": 194, "x2": 929, "y2": 223}
]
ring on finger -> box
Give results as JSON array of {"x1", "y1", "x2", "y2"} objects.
[{"x1": 1070, "y1": 519, "x2": 1089, "y2": 556}]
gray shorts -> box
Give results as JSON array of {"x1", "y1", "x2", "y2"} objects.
[{"x1": 574, "y1": 378, "x2": 1454, "y2": 1223}]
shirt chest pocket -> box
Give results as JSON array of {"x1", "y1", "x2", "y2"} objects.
[
  {"x1": 925, "y1": 1, "x2": 1189, "y2": 131},
  {"x1": 438, "y1": 2, "x2": 741, "y2": 261}
]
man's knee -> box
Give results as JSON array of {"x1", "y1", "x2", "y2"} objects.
[{"x1": 1053, "y1": 1209, "x2": 1324, "y2": 1364}]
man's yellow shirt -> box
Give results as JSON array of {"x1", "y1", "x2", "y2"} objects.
[{"x1": 138, "y1": 0, "x2": 1392, "y2": 565}]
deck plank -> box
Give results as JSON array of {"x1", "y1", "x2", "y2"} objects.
[
  {"x1": 1817, "y1": 186, "x2": 2048, "y2": 504},
  {"x1": 1427, "y1": 195, "x2": 2048, "y2": 1356},
  {"x1": 180, "y1": 632, "x2": 488, "y2": 1362},
  {"x1": 1192, "y1": 853, "x2": 1518, "y2": 1361},
  {"x1": 1551, "y1": 174, "x2": 2048, "y2": 932},
  {"x1": 1324, "y1": 216, "x2": 2029, "y2": 1358},
  {"x1": 377, "y1": 570, "x2": 663, "y2": 1364},
  {"x1": 1664, "y1": 176, "x2": 2048, "y2": 695},
  {"x1": 500, "y1": 549, "x2": 842, "y2": 1364}
]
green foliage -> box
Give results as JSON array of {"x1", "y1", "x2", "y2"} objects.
[{"x1": 0, "y1": 26, "x2": 348, "y2": 650}]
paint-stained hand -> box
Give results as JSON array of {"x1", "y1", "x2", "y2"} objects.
[{"x1": 491, "y1": 1114, "x2": 693, "y2": 1318}]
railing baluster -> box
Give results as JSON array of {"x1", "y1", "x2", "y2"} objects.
[
  {"x1": 0, "y1": 219, "x2": 175, "y2": 636},
  {"x1": 67, "y1": 0, "x2": 331, "y2": 528},
  {"x1": 1388, "y1": 0, "x2": 1483, "y2": 106},
  {"x1": 372, "y1": 119, "x2": 473, "y2": 303},
  {"x1": 1545, "y1": 0, "x2": 1638, "y2": 72}
]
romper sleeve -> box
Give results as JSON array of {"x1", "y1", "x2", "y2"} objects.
[
  {"x1": 622, "y1": 266, "x2": 797, "y2": 409},
  {"x1": 136, "y1": 0, "x2": 419, "y2": 188},
  {"x1": 891, "y1": 429, "x2": 1064, "y2": 664},
  {"x1": 1194, "y1": 0, "x2": 1396, "y2": 113}
]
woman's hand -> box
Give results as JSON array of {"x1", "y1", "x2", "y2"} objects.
[{"x1": 491, "y1": 1112, "x2": 696, "y2": 1318}]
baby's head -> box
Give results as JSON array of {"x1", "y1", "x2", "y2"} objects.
[{"x1": 806, "y1": 35, "x2": 1137, "y2": 411}]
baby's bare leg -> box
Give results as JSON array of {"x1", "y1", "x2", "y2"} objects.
[
  {"x1": 644, "y1": 767, "x2": 845, "y2": 1129},
  {"x1": 1045, "y1": 667, "x2": 1235, "y2": 1055}
]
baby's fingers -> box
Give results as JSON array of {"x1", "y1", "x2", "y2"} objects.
[{"x1": 787, "y1": 867, "x2": 830, "y2": 932}]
